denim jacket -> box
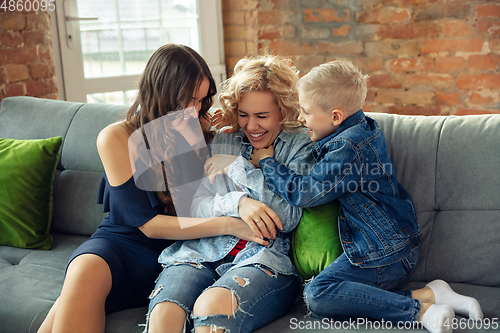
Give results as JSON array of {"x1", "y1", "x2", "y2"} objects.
[
  {"x1": 259, "y1": 110, "x2": 421, "y2": 268},
  {"x1": 158, "y1": 128, "x2": 315, "y2": 276}
]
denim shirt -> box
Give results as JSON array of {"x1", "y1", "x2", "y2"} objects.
[
  {"x1": 259, "y1": 110, "x2": 421, "y2": 268},
  {"x1": 158, "y1": 127, "x2": 315, "y2": 276}
]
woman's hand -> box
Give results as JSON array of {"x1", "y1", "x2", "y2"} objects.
[
  {"x1": 238, "y1": 197, "x2": 282, "y2": 240},
  {"x1": 249, "y1": 146, "x2": 274, "y2": 168},
  {"x1": 227, "y1": 217, "x2": 270, "y2": 246},
  {"x1": 204, "y1": 154, "x2": 238, "y2": 184},
  {"x1": 210, "y1": 109, "x2": 238, "y2": 133}
]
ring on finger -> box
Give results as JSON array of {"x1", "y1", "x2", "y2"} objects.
[{"x1": 254, "y1": 219, "x2": 261, "y2": 223}]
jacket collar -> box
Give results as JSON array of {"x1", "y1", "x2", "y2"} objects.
[{"x1": 315, "y1": 109, "x2": 365, "y2": 149}]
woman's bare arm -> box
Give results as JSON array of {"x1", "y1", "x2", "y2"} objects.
[
  {"x1": 138, "y1": 214, "x2": 269, "y2": 245},
  {"x1": 96, "y1": 121, "x2": 267, "y2": 245}
]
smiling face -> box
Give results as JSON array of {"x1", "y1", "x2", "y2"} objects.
[
  {"x1": 172, "y1": 77, "x2": 210, "y2": 131},
  {"x1": 238, "y1": 91, "x2": 284, "y2": 149},
  {"x1": 298, "y1": 91, "x2": 338, "y2": 142}
]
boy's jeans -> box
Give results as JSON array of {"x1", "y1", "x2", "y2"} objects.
[
  {"x1": 147, "y1": 257, "x2": 300, "y2": 333},
  {"x1": 304, "y1": 249, "x2": 420, "y2": 324}
]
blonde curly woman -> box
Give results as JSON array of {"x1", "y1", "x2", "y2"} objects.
[{"x1": 146, "y1": 54, "x2": 316, "y2": 333}]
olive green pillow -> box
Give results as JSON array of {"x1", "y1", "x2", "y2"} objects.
[
  {"x1": 291, "y1": 200, "x2": 343, "y2": 280},
  {"x1": 0, "y1": 136, "x2": 62, "y2": 250}
]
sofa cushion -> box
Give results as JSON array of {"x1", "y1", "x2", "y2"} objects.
[
  {"x1": 0, "y1": 233, "x2": 89, "y2": 333},
  {"x1": 369, "y1": 113, "x2": 444, "y2": 216},
  {"x1": 0, "y1": 97, "x2": 82, "y2": 171},
  {"x1": 52, "y1": 103, "x2": 127, "y2": 236},
  {"x1": 0, "y1": 97, "x2": 126, "y2": 237},
  {"x1": 429, "y1": 115, "x2": 500, "y2": 287},
  {"x1": 0, "y1": 97, "x2": 81, "y2": 141},
  {"x1": 60, "y1": 102, "x2": 127, "y2": 172},
  {"x1": 291, "y1": 200, "x2": 343, "y2": 280},
  {"x1": 371, "y1": 113, "x2": 500, "y2": 289},
  {"x1": 51, "y1": 170, "x2": 107, "y2": 236},
  {"x1": 370, "y1": 113, "x2": 445, "y2": 283},
  {"x1": 0, "y1": 136, "x2": 62, "y2": 249}
]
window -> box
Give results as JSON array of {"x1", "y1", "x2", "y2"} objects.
[{"x1": 51, "y1": 0, "x2": 225, "y2": 105}]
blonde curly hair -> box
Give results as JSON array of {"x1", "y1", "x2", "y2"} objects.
[{"x1": 218, "y1": 54, "x2": 301, "y2": 132}]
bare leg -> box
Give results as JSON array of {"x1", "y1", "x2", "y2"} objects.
[
  {"x1": 37, "y1": 298, "x2": 60, "y2": 333},
  {"x1": 41, "y1": 254, "x2": 112, "y2": 333},
  {"x1": 193, "y1": 287, "x2": 237, "y2": 333},
  {"x1": 148, "y1": 301, "x2": 187, "y2": 333},
  {"x1": 412, "y1": 286, "x2": 435, "y2": 304},
  {"x1": 413, "y1": 285, "x2": 454, "y2": 333},
  {"x1": 191, "y1": 267, "x2": 289, "y2": 333},
  {"x1": 413, "y1": 286, "x2": 435, "y2": 320}
]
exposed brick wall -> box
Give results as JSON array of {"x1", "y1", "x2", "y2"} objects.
[
  {"x1": 222, "y1": 0, "x2": 500, "y2": 116},
  {"x1": 0, "y1": 10, "x2": 57, "y2": 105}
]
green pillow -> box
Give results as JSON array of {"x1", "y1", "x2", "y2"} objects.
[
  {"x1": 291, "y1": 200, "x2": 343, "y2": 280},
  {"x1": 0, "y1": 136, "x2": 62, "y2": 250}
]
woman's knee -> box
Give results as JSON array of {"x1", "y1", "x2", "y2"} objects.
[
  {"x1": 193, "y1": 287, "x2": 237, "y2": 318},
  {"x1": 148, "y1": 301, "x2": 187, "y2": 333},
  {"x1": 64, "y1": 254, "x2": 112, "y2": 295}
]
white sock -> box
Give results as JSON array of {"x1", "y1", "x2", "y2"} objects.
[
  {"x1": 426, "y1": 279, "x2": 483, "y2": 320},
  {"x1": 421, "y1": 304, "x2": 454, "y2": 333}
]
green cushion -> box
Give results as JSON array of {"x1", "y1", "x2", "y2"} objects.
[
  {"x1": 0, "y1": 136, "x2": 62, "y2": 250},
  {"x1": 291, "y1": 200, "x2": 343, "y2": 280}
]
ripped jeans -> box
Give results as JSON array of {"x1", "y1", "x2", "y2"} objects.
[{"x1": 146, "y1": 257, "x2": 300, "y2": 333}]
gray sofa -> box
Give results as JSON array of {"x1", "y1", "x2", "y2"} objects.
[{"x1": 0, "y1": 96, "x2": 499, "y2": 333}]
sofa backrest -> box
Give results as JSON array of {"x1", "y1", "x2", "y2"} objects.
[
  {"x1": 0, "y1": 96, "x2": 126, "y2": 236},
  {"x1": 370, "y1": 113, "x2": 500, "y2": 288}
]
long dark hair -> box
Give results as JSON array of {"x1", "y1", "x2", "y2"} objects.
[{"x1": 125, "y1": 44, "x2": 216, "y2": 215}]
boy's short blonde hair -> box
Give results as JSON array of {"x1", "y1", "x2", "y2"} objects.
[
  {"x1": 219, "y1": 54, "x2": 301, "y2": 132},
  {"x1": 297, "y1": 61, "x2": 369, "y2": 115}
]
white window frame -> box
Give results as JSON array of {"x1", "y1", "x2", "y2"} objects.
[{"x1": 50, "y1": 0, "x2": 226, "y2": 104}]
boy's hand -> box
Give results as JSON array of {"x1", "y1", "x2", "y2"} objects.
[
  {"x1": 249, "y1": 146, "x2": 274, "y2": 168},
  {"x1": 204, "y1": 154, "x2": 238, "y2": 184}
]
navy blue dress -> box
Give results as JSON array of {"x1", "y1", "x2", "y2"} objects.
[{"x1": 67, "y1": 174, "x2": 173, "y2": 314}]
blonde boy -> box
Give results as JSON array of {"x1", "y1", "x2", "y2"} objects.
[
  {"x1": 296, "y1": 60, "x2": 368, "y2": 142},
  {"x1": 251, "y1": 60, "x2": 482, "y2": 333}
]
